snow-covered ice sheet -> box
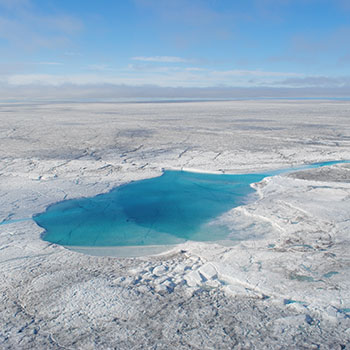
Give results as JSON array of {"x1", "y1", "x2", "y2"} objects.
[{"x1": 0, "y1": 100, "x2": 350, "y2": 349}]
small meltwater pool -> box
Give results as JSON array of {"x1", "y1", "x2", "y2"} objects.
[{"x1": 32, "y1": 160, "x2": 349, "y2": 253}]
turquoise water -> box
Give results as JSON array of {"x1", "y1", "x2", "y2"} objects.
[{"x1": 33, "y1": 160, "x2": 349, "y2": 247}]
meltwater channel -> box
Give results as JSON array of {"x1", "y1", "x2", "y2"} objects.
[{"x1": 33, "y1": 161, "x2": 349, "y2": 250}]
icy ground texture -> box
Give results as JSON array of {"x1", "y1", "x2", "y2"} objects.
[{"x1": 1, "y1": 100, "x2": 350, "y2": 349}]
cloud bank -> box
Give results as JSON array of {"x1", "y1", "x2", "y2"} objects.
[{"x1": 0, "y1": 82, "x2": 349, "y2": 101}]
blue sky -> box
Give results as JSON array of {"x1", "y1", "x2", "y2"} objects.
[{"x1": 0, "y1": 0, "x2": 350, "y2": 97}]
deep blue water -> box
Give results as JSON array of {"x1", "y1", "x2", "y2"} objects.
[{"x1": 33, "y1": 160, "x2": 349, "y2": 247}]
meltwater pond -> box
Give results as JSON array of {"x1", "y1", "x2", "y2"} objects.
[
  {"x1": 33, "y1": 161, "x2": 349, "y2": 249},
  {"x1": 34, "y1": 171, "x2": 266, "y2": 247}
]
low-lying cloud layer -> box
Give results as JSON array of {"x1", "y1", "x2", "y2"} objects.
[{"x1": 0, "y1": 82, "x2": 349, "y2": 101}]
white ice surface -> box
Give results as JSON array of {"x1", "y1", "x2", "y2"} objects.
[{"x1": 1, "y1": 100, "x2": 350, "y2": 349}]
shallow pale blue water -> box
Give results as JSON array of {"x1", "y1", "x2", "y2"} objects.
[{"x1": 32, "y1": 160, "x2": 349, "y2": 247}]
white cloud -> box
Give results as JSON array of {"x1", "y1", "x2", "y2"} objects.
[
  {"x1": 185, "y1": 67, "x2": 206, "y2": 71},
  {"x1": 0, "y1": 0, "x2": 82, "y2": 51},
  {"x1": 131, "y1": 56, "x2": 188, "y2": 63},
  {"x1": 38, "y1": 62, "x2": 63, "y2": 65},
  {"x1": 6, "y1": 74, "x2": 110, "y2": 86},
  {"x1": 211, "y1": 69, "x2": 302, "y2": 78},
  {"x1": 87, "y1": 64, "x2": 113, "y2": 71}
]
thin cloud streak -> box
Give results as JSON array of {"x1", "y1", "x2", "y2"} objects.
[
  {"x1": 212, "y1": 69, "x2": 302, "y2": 77},
  {"x1": 131, "y1": 56, "x2": 189, "y2": 63},
  {"x1": 86, "y1": 64, "x2": 114, "y2": 71},
  {"x1": 38, "y1": 62, "x2": 63, "y2": 66},
  {"x1": 272, "y1": 76, "x2": 350, "y2": 88}
]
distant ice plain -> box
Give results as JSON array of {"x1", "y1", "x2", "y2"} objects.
[{"x1": 1, "y1": 100, "x2": 350, "y2": 349}]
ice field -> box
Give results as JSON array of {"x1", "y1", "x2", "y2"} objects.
[{"x1": 1, "y1": 100, "x2": 350, "y2": 349}]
